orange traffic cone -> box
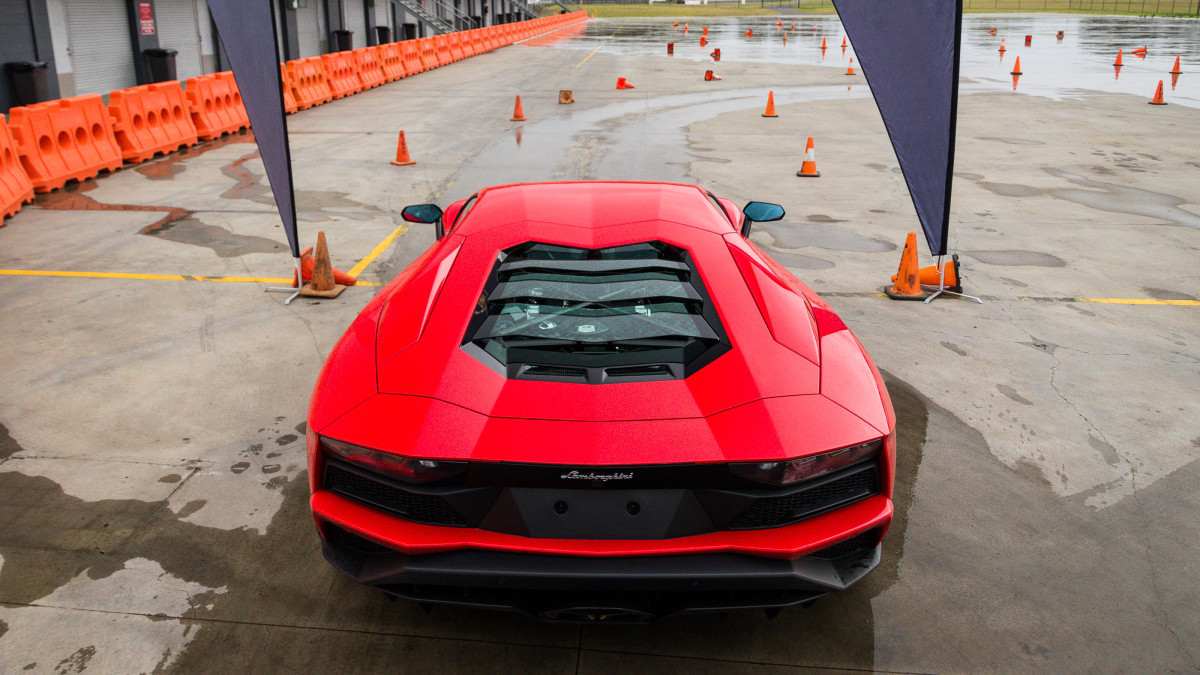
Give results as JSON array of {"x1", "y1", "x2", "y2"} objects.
[
  {"x1": 1057, "y1": 30, "x2": 1064, "y2": 40},
  {"x1": 918, "y1": 254, "x2": 962, "y2": 293},
  {"x1": 745, "y1": 29, "x2": 753, "y2": 38},
  {"x1": 711, "y1": 49, "x2": 721, "y2": 61},
  {"x1": 703, "y1": 27, "x2": 708, "y2": 36},
  {"x1": 684, "y1": 22, "x2": 689, "y2": 32},
  {"x1": 292, "y1": 238, "x2": 357, "y2": 290},
  {"x1": 999, "y1": 39, "x2": 1006, "y2": 53},
  {"x1": 846, "y1": 58, "x2": 856, "y2": 75},
  {"x1": 1170, "y1": 56, "x2": 1182, "y2": 74},
  {"x1": 1113, "y1": 49, "x2": 1123, "y2": 67},
  {"x1": 1132, "y1": 46, "x2": 1147, "y2": 54},
  {"x1": 390, "y1": 130, "x2": 416, "y2": 166},
  {"x1": 987, "y1": 27, "x2": 997, "y2": 36},
  {"x1": 510, "y1": 95, "x2": 526, "y2": 121},
  {"x1": 796, "y1": 137, "x2": 820, "y2": 178},
  {"x1": 841, "y1": 36, "x2": 847, "y2": 48},
  {"x1": 886, "y1": 232, "x2": 924, "y2": 300},
  {"x1": 1149, "y1": 80, "x2": 1166, "y2": 105},
  {"x1": 1010, "y1": 57, "x2": 1022, "y2": 75},
  {"x1": 700, "y1": 37, "x2": 708, "y2": 47},
  {"x1": 704, "y1": 70, "x2": 722, "y2": 81},
  {"x1": 762, "y1": 91, "x2": 778, "y2": 117},
  {"x1": 616, "y1": 77, "x2": 634, "y2": 89},
  {"x1": 673, "y1": 20, "x2": 678, "y2": 27},
  {"x1": 821, "y1": 37, "x2": 827, "y2": 49}
]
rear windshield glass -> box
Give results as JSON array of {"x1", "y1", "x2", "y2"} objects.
[{"x1": 463, "y1": 241, "x2": 729, "y2": 381}]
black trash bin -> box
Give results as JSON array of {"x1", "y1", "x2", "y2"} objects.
[
  {"x1": 334, "y1": 29, "x2": 354, "y2": 51},
  {"x1": 144, "y1": 48, "x2": 178, "y2": 83},
  {"x1": 5, "y1": 61, "x2": 50, "y2": 106},
  {"x1": 375, "y1": 26, "x2": 392, "y2": 44}
]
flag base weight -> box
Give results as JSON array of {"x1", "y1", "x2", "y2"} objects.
[{"x1": 922, "y1": 254, "x2": 982, "y2": 304}]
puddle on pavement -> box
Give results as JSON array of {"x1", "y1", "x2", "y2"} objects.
[
  {"x1": 965, "y1": 250, "x2": 1067, "y2": 267},
  {"x1": 540, "y1": 15, "x2": 1197, "y2": 108},
  {"x1": 142, "y1": 218, "x2": 285, "y2": 257}
]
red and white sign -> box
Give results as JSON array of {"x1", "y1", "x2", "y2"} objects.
[{"x1": 139, "y1": 2, "x2": 155, "y2": 35}]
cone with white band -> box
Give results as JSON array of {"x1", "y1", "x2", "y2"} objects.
[{"x1": 796, "y1": 137, "x2": 820, "y2": 177}]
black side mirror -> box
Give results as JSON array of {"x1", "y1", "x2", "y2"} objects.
[
  {"x1": 740, "y1": 201, "x2": 785, "y2": 237},
  {"x1": 402, "y1": 203, "x2": 445, "y2": 239}
]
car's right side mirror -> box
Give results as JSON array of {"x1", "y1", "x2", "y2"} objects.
[
  {"x1": 740, "y1": 201, "x2": 785, "y2": 237},
  {"x1": 402, "y1": 203, "x2": 445, "y2": 239}
]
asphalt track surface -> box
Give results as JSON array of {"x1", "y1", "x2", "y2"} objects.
[{"x1": 1, "y1": 15, "x2": 1198, "y2": 674}]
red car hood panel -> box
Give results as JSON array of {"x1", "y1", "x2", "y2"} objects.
[{"x1": 321, "y1": 393, "x2": 883, "y2": 465}]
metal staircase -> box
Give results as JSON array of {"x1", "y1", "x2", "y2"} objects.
[
  {"x1": 506, "y1": 0, "x2": 540, "y2": 20},
  {"x1": 395, "y1": 0, "x2": 456, "y2": 34}
]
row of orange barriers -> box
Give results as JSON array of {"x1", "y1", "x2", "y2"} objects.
[{"x1": 0, "y1": 11, "x2": 588, "y2": 224}]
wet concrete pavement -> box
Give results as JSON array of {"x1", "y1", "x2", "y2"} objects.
[{"x1": 1, "y1": 16, "x2": 1199, "y2": 674}]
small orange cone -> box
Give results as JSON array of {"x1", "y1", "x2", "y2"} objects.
[
  {"x1": 390, "y1": 130, "x2": 416, "y2": 166},
  {"x1": 684, "y1": 22, "x2": 689, "y2": 32},
  {"x1": 711, "y1": 49, "x2": 721, "y2": 61},
  {"x1": 999, "y1": 39, "x2": 1006, "y2": 53},
  {"x1": 886, "y1": 232, "x2": 924, "y2": 300},
  {"x1": 796, "y1": 137, "x2": 820, "y2": 178},
  {"x1": 1113, "y1": 49, "x2": 1123, "y2": 67},
  {"x1": 821, "y1": 37, "x2": 827, "y2": 49},
  {"x1": 700, "y1": 37, "x2": 707, "y2": 46},
  {"x1": 673, "y1": 20, "x2": 678, "y2": 27},
  {"x1": 745, "y1": 29, "x2": 753, "y2": 38},
  {"x1": 1169, "y1": 56, "x2": 1182, "y2": 74},
  {"x1": 510, "y1": 95, "x2": 526, "y2": 121},
  {"x1": 791, "y1": 23, "x2": 796, "y2": 30},
  {"x1": 987, "y1": 28, "x2": 997, "y2": 36},
  {"x1": 1131, "y1": 46, "x2": 1147, "y2": 55},
  {"x1": 841, "y1": 36, "x2": 847, "y2": 48},
  {"x1": 1056, "y1": 30, "x2": 1064, "y2": 40},
  {"x1": 918, "y1": 255, "x2": 962, "y2": 293},
  {"x1": 1149, "y1": 80, "x2": 1166, "y2": 105},
  {"x1": 703, "y1": 27, "x2": 708, "y2": 36},
  {"x1": 292, "y1": 240, "x2": 358, "y2": 290},
  {"x1": 1010, "y1": 56, "x2": 1022, "y2": 75},
  {"x1": 616, "y1": 77, "x2": 634, "y2": 89},
  {"x1": 846, "y1": 58, "x2": 856, "y2": 75},
  {"x1": 704, "y1": 70, "x2": 722, "y2": 81},
  {"x1": 667, "y1": 42, "x2": 674, "y2": 54},
  {"x1": 762, "y1": 91, "x2": 778, "y2": 117}
]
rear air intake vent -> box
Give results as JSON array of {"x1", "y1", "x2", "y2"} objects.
[
  {"x1": 520, "y1": 365, "x2": 588, "y2": 380},
  {"x1": 604, "y1": 364, "x2": 671, "y2": 379}
]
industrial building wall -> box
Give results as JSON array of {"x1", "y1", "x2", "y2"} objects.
[
  {"x1": 61, "y1": 0, "x2": 137, "y2": 96},
  {"x1": 1, "y1": 0, "x2": 61, "y2": 110}
]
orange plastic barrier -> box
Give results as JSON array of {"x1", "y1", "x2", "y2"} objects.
[
  {"x1": 419, "y1": 38, "x2": 439, "y2": 71},
  {"x1": 378, "y1": 44, "x2": 406, "y2": 81},
  {"x1": 321, "y1": 52, "x2": 362, "y2": 99},
  {"x1": 185, "y1": 72, "x2": 250, "y2": 141},
  {"x1": 449, "y1": 33, "x2": 465, "y2": 62},
  {"x1": 434, "y1": 35, "x2": 452, "y2": 67},
  {"x1": 281, "y1": 64, "x2": 299, "y2": 114},
  {"x1": 286, "y1": 57, "x2": 333, "y2": 110},
  {"x1": 462, "y1": 29, "x2": 480, "y2": 58},
  {"x1": 399, "y1": 41, "x2": 422, "y2": 75},
  {"x1": 0, "y1": 116, "x2": 34, "y2": 221},
  {"x1": 7, "y1": 95, "x2": 123, "y2": 193},
  {"x1": 355, "y1": 47, "x2": 386, "y2": 89},
  {"x1": 107, "y1": 81, "x2": 199, "y2": 163}
]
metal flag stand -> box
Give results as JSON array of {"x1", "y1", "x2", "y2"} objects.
[
  {"x1": 266, "y1": 257, "x2": 303, "y2": 305},
  {"x1": 923, "y1": 254, "x2": 982, "y2": 304}
]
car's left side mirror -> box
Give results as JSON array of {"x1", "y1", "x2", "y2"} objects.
[
  {"x1": 740, "y1": 201, "x2": 785, "y2": 237},
  {"x1": 402, "y1": 203, "x2": 445, "y2": 239}
]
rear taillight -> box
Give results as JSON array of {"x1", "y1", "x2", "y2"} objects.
[
  {"x1": 729, "y1": 439, "x2": 883, "y2": 485},
  {"x1": 320, "y1": 437, "x2": 467, "y2": 483}
]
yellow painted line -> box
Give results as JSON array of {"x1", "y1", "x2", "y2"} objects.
[
  {"x1": 347, "y1": 222, "x2": 409, "y2": 279},
  {"x1": 1075, "y1": 297, "x2": 1200, "y2": 306},
  {"x1": 0, "y1": 269, "x2": 380, "y2": 286},
  {"x1": 565, "y1": 27, "x2": 622, "y2": 78},
  {"x1": 823, "y1": 291, "x2": 1199, "y2": 305}
]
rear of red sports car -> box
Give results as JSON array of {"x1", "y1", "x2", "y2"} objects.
[{"x1": 307, "y1": 182, "x2": 896, "y2": 622}]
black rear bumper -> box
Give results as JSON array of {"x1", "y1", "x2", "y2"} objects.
[{"x1": 321, "y1": 524, "x2": 881, "y2": 622}]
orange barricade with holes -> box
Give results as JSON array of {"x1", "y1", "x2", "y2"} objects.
[
  {"x1": 354, "y1": 47, "x2": 385, "y2": 89},
  {"x1": 461, "y1": 30, "x2": 479, "y2": 58},
  {"x1": 433, "y1": 35, "x2": 451, "y2": 67},
  {"x1": 185, "y1": 72, "x2": 249, "y2": 141},
  {"x1": 0, "y1": 116, "x2": 34, "y2": 221},
  {"x1": 280, "y1": 64, "x2": 299, "y2": 114},
  {"x1": 286, "y1": 58, "x2": 333, "y2": 110},
  {"x1": 400, "y1": 41, "x2": 422, "y2": 74},
  {"x1": 377, "y1": 44, "x2": 405, "y2": 81},
  {"x1": 7, "y1": 95, "x2": 123, "y2": 193},
  {"x1": 321, "y1": 52, "x2": 362, "y2": 99},
  {"x1": 108, "y1": 81, "x2": 199, "y2": 163},
  {"x1": 449, "y1": 33, "x2": 465, "y2": 62},
  {"x1": 420, "y1": 38, "x2": 439, "y2": 71}
]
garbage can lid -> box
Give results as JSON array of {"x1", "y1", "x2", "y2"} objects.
[
  {"x1": 145, "y1": 48, "x2": 179, "y2": 56},
  {"x1": 5, "y1": 61, "x2": 48, "y2": 71}
]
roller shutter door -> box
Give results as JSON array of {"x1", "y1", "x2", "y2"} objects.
[
  {"x1": 157, "y1": 0, "x2": 205, "y2": 81},
  {"x1": 297, "y1": 2, "x2": 322, "y2": 57},
  {"x1": 344, "y1": 0, "x2": 367, "y2": 49},
  {"x1": 63, "y1": 0, "x2": 136, "y2": 95}
]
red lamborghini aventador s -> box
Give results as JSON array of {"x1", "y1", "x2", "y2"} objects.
[{"x1": 307, "y1": 181, "x2": 896, "y2": 622}]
